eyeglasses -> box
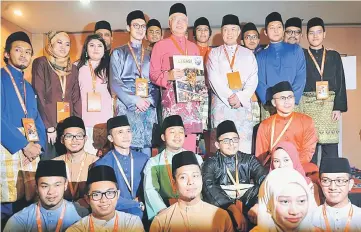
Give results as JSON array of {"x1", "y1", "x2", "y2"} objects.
[
  {"x1": 88, "y1": 190, "x2": 118, "y2": 201},
  {"x1": 273, "y1": 95, "x2": 295, "y2": 102},
  {"x1": 132, "y1": 23, "x2": 146, "y2": 30},
  {"x1": 320, "y1": 178, "x2": 350, "y2": 187},
  {"x1": 63, "y1": 133, "x2": 85, "y2": 141},
  {"x1": 245, "y1": 35, "x2": 259, "y2": 40},
  {"x1": 219, "y1": 137, "x2": 240, "y2": 145},
  {"x1": 285, "y1": 30, "x2": 302, "y2": 36}
]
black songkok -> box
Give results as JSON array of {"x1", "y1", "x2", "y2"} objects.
[
  {"x1": 162, "y1": 115, "x2": 184, "y2": 134},
  {"x1": 126, "y1": 10, "x2": 146, "y2": 26},
  {"x1": 172, "y1": 151, "x2": 199, "y2": 176},
  {"x1": 62, "y1": 116, "x2": 85, "y2": 131},
  {"x1": 320, "y1": 158, "x2": 351, "y2": 174},
  {"x1": 216, "y1": 120, "x2": 238, "y2": 139},
  {"x1": 94, "y1": 20, "x2": 112, "y2": 33},
  {"x1": 147, "y1": 19, "x2": 162, "y2": 30},
  {"x1": 222, "y1": 14, "x2": 240, "y2": 27},
  {"x1": 169, "y1": 3, "x2": 187, "y2": 17},
  {"x1": 271, "y1": 81, "x2": 293, "y2": 96},
  {"x1": 265, "y1": 12, "x2": 283, "y2": 28},
  {"x1": 87, "y1": 165, "x2": 118, "y2": 185},
  {"x1": 35, "y1": 160, "x2": 67, "y2": 180},
  {"x1": 6, "y1": 31, "x2": 32, "y2": 48},
  {"x1": 241, "y1": 22, "x2": 259, "y2": 40},
  {"x1": 307, "y1": 17, "x2": 325, "y2": 33},
  {"x1": 285, "y1": 17, "x2": 302, "y2": 29},
  {"x1": 107, "y1": 116, "x2": 130, "y2": 133}
]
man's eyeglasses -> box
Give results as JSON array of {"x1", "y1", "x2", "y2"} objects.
[
  {"x1": 320, "y1": 178, "x2": 350, "y2": 187},
  {"x1": 63, "y1": 133, "x2": 85, "y2": 141},
  {"x1": 219, "y1": 137, "x2": 240, "y2": 145},
  {"x1": 88, "y1": 190, "x2": 118, "y2": 201},
  {"x1": 285, "y1": 30, "x2": 302, "y2": 36},
  {"x1": 273, "y1": 95, "x2": 295, "y2": 102},
  {"x1": 245, "y1": 35, "x2": 259, "y2": 40},
  {"x1": 132, "y1": 23, "x2": 146, "y2": 30}
]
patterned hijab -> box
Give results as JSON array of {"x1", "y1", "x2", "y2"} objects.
[{"x1": 45, "y1": 31, "x2": 72, "y2": 77}]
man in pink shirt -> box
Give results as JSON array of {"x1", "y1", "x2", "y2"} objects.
[{"x1": 150, "y1": 3, "x2": 201, "y2": 152}]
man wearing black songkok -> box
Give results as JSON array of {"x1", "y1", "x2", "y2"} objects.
[
  {"x1": 94, "y1": 20, "x2": 113, "y2": 51},
  {"x1": 150, "y1": 151, "x2": 233, "y2": 232},
  {"x1": 241, "y1": 22, "x2": 262, "y2": 54},
  {"x1": 146, "y1": 19, "x2": 162, "y2": 53},
  {"x1": 202, "y1": 120, "x2": 267, "y2": 231},
  {"x1": 302, "y1": 17, "x2": 348, "y2": 164},
  {"x1": 312, "y1": 157, "x2": 361, "y2": 230},
  {"x1": 284, "y1": 17, "x2": 303, "y2": 44}
]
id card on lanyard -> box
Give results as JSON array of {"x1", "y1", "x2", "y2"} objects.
[
  {"x1": 56, "y1": 75, "x2": 70, "y2": 122},
  {"x1": 308, "y1": 48, "x2": 329, "y2": 100},
  {"x1": 87, "y1": 61, "x2": 102, "y2": 112},
  {"x1": 4, "y1": 66, "x2": 40, "y2": 142},
  {"x1": 128, "y1": 42, "x2": 148, "y2": 98},
  {"x1": 223, "y1": 45, "x2": 242, "y2": 90}
]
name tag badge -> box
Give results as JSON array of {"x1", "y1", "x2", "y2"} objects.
[
  {"x1": 227, "y1": 71, "x2": 242, "y2": 90},
  {"x1": 56, "y1": 101, "x2": 70, "y2": 123},
  {"x1": 135, "y1": 78, "x2": 149, "y2": 98},
  {"x1": 87, "y1": 92, "x2": 102, "y2": 112},
  {"x1": 316, "y1": 81, "x2": 329, "y2": 100},
  {"x1": 22, "y1": 118, "x2": 40, "y2": 142},
  {"x1": 251, "y1": 93, "x2": 258, "y2": 102}
]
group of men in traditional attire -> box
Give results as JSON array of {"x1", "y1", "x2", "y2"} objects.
[{"x1": 1, "y1": 1, "x2": 355, "y2": 232}]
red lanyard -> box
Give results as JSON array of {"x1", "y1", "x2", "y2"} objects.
[
  {"x1": 65, "y1": 153, "x2": 87, "y2": 199},
  {"x1": 322, "y1": 204, "x2": 353, "y2": 232},
  {"x1": 223, "y1": 45, "x2": 239, "y2": 72},
  {"x1": 36, "y1": 201, "x2": 66, "y2": 232},
  {"x1": 170, "y1": 36, "x2": 188, "y2": 55},
  {"x1": 89, "y1": 213, "x2": 118, "y2": 232},
  {"x1": 4, "y1": 66, "x2": 28, "y2": 117},
  {"x1": 127, "y1": 42, "x2": 145, "y2": 78}
]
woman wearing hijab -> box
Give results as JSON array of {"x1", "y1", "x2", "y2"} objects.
[
  {"x1": 75, "y1": 34, "x2": 112, "y2": 155},
  {"x1": 252, "y1": 168, "x2": 317, "y2": 232},
  {"x1": 32, "y1": 31, "x2": 81, "y2": 160},
  {"x1": 270, "y1": 141, "x2": 322, "y2": 205}
]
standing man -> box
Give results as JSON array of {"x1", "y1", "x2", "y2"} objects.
[
  {"x1": 146, "y1": 19, "x2": 162, "y2": 53},
  {"x1": 150, "y1": 3, "x2": 202, "y2": 152},
  {"x1": 143, "y1": 115, "x2": 203, "y2": 220},
  {"x1": 94, "y1": 20, "x2": 113, "y2": 52},
  {"x1": 193, "y1": 16, "x2": 212, "y2": 132},
  {"x1": 110, "y1": 10, "x2": 159, "y2": 157},
  {"x1": 303, "y1": 17, "x2": 347, "y2": 164},
  {"x1": 207, "y1": 14, "x2": 258, "y2": 154},
  {"x1": 95, "y1": 115, "x2": 149, "y2": 218},
  {"x1": 150, "y1": 151, "x2": 234, "y2": 232},
  {"x1": 256, "y1": 12, "x2": 306, "y2": 119},
  {"x1": 312, "y1": 158, "x2": 361, "y2": 231},
  {"x1": 284, "y1": 17, "x2": 303, "y2": 45},
  {"x1": 1, "y1": 31, "x2": 46, "y2": 228},
  {"x1": 4, "y1": 160, "x2": 85, "y2": 232},
  {"x1": 66, "y1": 165, "x2": 144, "y2": 232},
  {"x1": 241, "y1": 22, "x2": 262, "y2": 54}
]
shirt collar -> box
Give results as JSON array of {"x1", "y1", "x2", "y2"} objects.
[
  {"x1": 309, "y1": 46, "x2": 325, "y2": 55},
  {"x1": 129, "y1": 41, "x2": 142, "y2": 49},
  {"x1": 269, "y1": 41, "x2": 283, "y2": 50},
  {"x1": 325, "y1": 201, "x2": 352, "y2": 213},
  {"x1": 6, "y1": 64, "x2": 24, "y2": 80},
  {"x1": 91, "y1": 212, "x2": 117, "y2": 225},
  {"x1": 39, "y1": 200, "x2": 66, "y2": 215},
  {"x1": 113, "y1": 149, "x2": 131, "y2": 160},
  {"x1": 171, "y1": 34, "x2": 186, "y2": 44},
  {"x1": 178, "y1": 199, "x2": 203, "y2": 212}
]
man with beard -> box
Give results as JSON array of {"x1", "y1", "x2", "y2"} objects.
[
  {"x1": 1, "y1": 31, "x2": 46, "y2": 228},
  {"x1": 53, "y1": 116, "x2": 98, "y2": 206},
  {"x1": 143, "y1": 115, "x2": 203, "y2": 220},
  {"x1": 146, "y1": 19, "x2": 162, "y2": 53},
  {"x1": 302, "y1": 17, "x2": 347, "y2": 164},
  {"x1": 284, "y1": 17, "x2": 303, "y2": 45},
  {"x1": 66, "y1": 165, "x2": 144, "y2": 232},
  {"x1": 94, "y1": 20, "x2": 113, "y2": 52},
  {"x1": 202, "y1": 120, "x2": 267, "y2": 231},
  {"x1": 110, "y1": 10, "x2": 159, "y2": 158},
  {"x1": 4, "y1": 160, "x2": 86, "y2": 232},
  {"x1": 150, "y1": 151, "x2": 234, "y2": 232},
  {"x1": 241, "y1": 22, "x2": 262, "y2": 54}
]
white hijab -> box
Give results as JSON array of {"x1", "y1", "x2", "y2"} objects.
[{"x1": 257, "y1": 168, "x2": 317, "y2": 232}]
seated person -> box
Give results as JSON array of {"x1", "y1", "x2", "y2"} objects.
[
  {"x1": 253, "y1": 168, "x2": 317, "y2": 232},
  {"x1": 270, "y1": 141, "x2": 322, "y2": 205},
  {"x1": 4, "y1": 160, "x2": 87, "y2": 232},
  {"x1": 66, "y1": 165, "x2": 144, "y2": 231},
  {"x1": 312, "y1": 158, "x2": 361, "y2": 231},
  {"x1": 202, "y1": 120, "x2": 267, "y2": 231},
  {"x1": 150, "y1": 151, "x2": 233, "y2": 232}
]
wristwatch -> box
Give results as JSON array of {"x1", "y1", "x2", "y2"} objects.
[
  {"x1": 47, "y1": 127, "x2": 56, "y2": 133},
  {"x1": 139, "y1": 202, "x2": 144, "y2": 209}
]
